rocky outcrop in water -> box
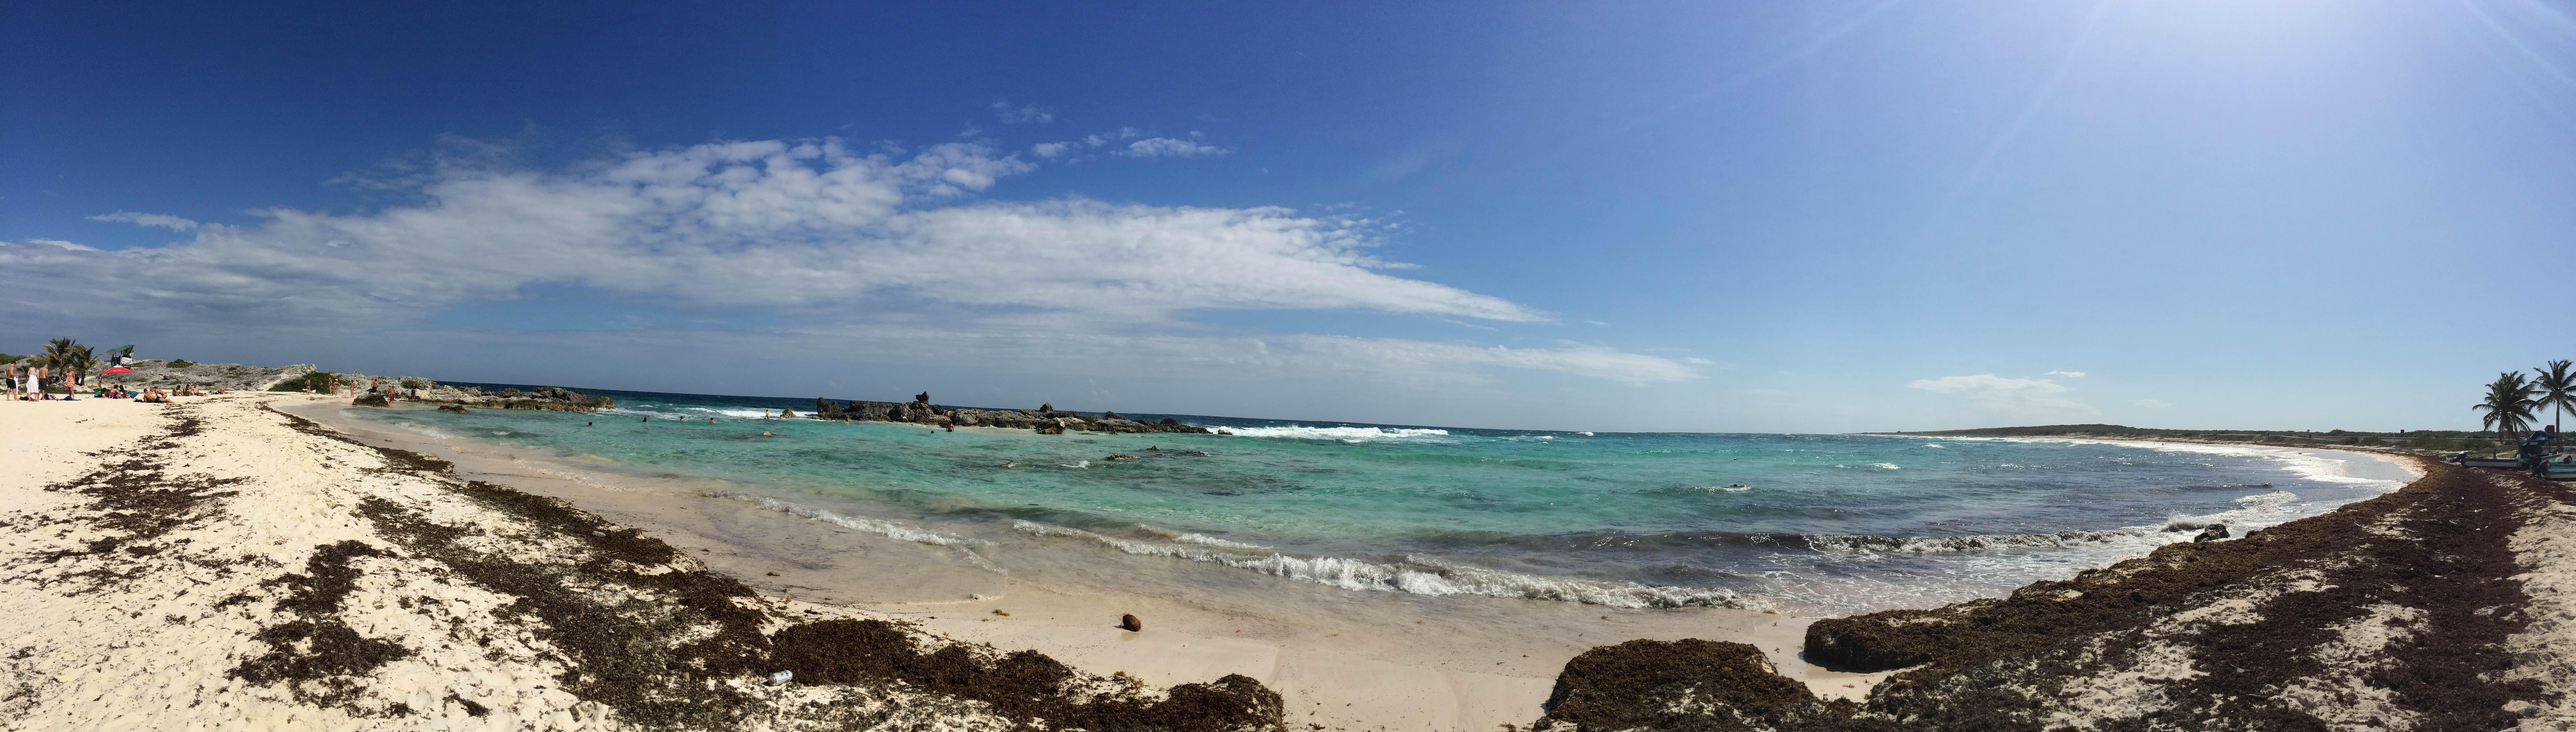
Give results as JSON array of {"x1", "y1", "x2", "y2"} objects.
[
  {"x1": 400, "y1": 383, "x2": 614, "y2": 413},
  {"x1": 808, "y1": 395, "x2": 1209, "y2": 434}
]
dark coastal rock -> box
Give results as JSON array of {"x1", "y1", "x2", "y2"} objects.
[
  {"x1": 2192, "y1": 523, "x2": 2229, "y2": 542},
  {"x1": 808, "y1": 395, "x2": 1212, "y2": 435},
  {"x1": 1533, "y1": 638, "x2": 1855, "y2": 732},
  {"x1": 351, "y1": 394, "x2": 391, "y2": 407},
  {"x1": 436, "y1": 404, "x2": 468, "y2": 413},
  {"x1": 395, "y1": 380, "x2": 614, "y2": 413},
  {"x1": 1120, "y1": 614, "x2": 1142, "y2": 632}
]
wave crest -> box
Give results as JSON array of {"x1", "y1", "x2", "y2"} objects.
[
  {"x1": 1222, "y1": 425, "x2": 1452, "y2": 443},
  {"x1": 1011, "y1": 521, "x2": 1761, "y2": 610}
]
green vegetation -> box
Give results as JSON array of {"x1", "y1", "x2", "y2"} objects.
[
  {"x1": 2473, "y1": 371, "x2": 2540, "y2": 452},
  {"x1": 167, "y1": 359, "x2": 196, "y2": 368},
  {"x1": 2536, "y1": 359, "x2": 2574, "y2": 433},
  {"x1": 1901, "y1": 358, "x2": 2575, "y2": 455},
  {"x1": 33, "y1": 338, "x2": 95, "y2": 388},
  {"x1": 400, "y1": 376, "x2": 431, "y2": 390},
  {"x1": 268, "y1": 371, "x2": 341, "y2": 392}
]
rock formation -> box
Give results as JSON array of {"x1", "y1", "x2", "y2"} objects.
[
  {"x1": 397, "y1": 382, "x2": 615, "y2": 413},
  {"x1": 807, "y1": 397, "x2": 1210, "y2": 434}
]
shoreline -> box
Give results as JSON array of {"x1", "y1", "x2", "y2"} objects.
[
  {"x1": 282, "y1": 399, "x2": 1864, "y2": 728},
  {"x1": 283, "y1": 402, "x2": 2418, "y2": 715},
  {"x1": 6, "y1": 393, "x2": 2545, "y2": 729}
]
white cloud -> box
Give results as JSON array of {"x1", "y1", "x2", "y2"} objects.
[
  {"x1": 2045, "y1": 370, "x2": 2085, "y2": 378},
  {"x1": 991, "y1": 100, "x2": 1052, "y2": 125},
  {"x1": 1032, "y1": 142, "x2": 1072, "y2": 158},
  {"x1": 10, "y1": 239, "x2": 99, "y2": 252},
  {"x1": 1123, "y1": 137, "x2": 1226, "y2": 158},
  {"x1": 4, "y1": 138, "x2": 1535, "y2": 323},
  {"x1": 89, "y1": 211, "x2": 200, "y2": 230},
  {"x1": 2131, "y1": 398, "x2": 2174, "y2": 409},
  {"x1": 0, "y1": 136, "x2": 1703, "y2": 388},
  {"x1": 1907, "y1": 374, "x2": 2096, "y2": 414},
  {"x1": 1684, "y1": 357, "x2": 1714, "y2": 364}
]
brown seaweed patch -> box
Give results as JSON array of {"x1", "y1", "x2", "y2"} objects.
[
  {"x1": 228, "y1": 619, "x2": 412, "y2": 708},
  {"x1": 1794, "y1": 460, "x2": 2544, "y2": 730},
  {"x1": 355, "y1": 493, "x2": 770, "y2": 730},
  {"x1": 1532, "y1": 638, "x2": 1863, "y2": 732},
  {"x1": 770, "y1": 618, "x2": 1282, "y2": 731},
  {"x1": 25, "y1": 409, "x2": 244, "y2": 589},
  {"x1": 229, "y1": 541, "x2": 413, "y2": 712}
]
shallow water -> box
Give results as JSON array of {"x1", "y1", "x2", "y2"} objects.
[{"x1": 344, "y1": 385, "x2": 2412, "y2": 614}]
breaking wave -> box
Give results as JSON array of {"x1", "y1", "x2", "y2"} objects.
[
  {"x1": 1010, "y1": 521, "x2": 1761, "y2": 610},
  {"x1": 1222, "y1": 425, "x2": 1453, "y2": 443}
]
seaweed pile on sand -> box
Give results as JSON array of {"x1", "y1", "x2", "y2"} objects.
[
  {"x1": 1530, "y1": 459, "x2": 2569, "y2": 731},
  {"x1": 0, "y1": 396, "x2": 1282, "y2": 730}
]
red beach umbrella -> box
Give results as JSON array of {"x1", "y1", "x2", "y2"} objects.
[{"x1": 100, "y1": 366, "x2": 135, "y2": 375}]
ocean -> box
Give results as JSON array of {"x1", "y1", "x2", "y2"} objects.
[{"x1": 340, "y1": 384, "x2": 2413, "y2": 615}]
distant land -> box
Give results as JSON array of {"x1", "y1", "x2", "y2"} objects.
[{"x1": 1870, "y1": 424, "x2": 2509, "y2": 451}]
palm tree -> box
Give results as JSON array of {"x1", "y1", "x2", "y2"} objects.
[
  {"x1": 39, "y1": 338, "x2": 87, "y2": 390},
  {"x1": 64, "y1": 345, "x2": 95, "y2": 390},
  {"x1": 2536, "y1": 359, "x2": 2576, "y2": 433},
  {"x1": 2473, "y1": 371, "x2": 2540, "y2": 454}
]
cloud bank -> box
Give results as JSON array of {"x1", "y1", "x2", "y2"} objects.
[
  {"x1": 2, "y1": 136, "x2": 1687, "y2": 387},
  {"x1": 1908, "y1": 373, "x2": 2096, "y2": 414}
]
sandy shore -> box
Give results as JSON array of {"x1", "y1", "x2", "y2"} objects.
[
  {"x1": 0, "y1": 394, "x2": 1281, "y2": 730},
  {"x1": 278, "y1": 401, "x2": 1866, "y2": 730},
  {"x1": 9, "y1": 394, "x2": 2539, "y2": 730}
]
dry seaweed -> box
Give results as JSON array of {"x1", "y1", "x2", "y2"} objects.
[
  {"x1": 1543, "y1": 461, "x2": 2554, "y2": 731},
  {"x1": 772, "y1": 618, "x2": 1282, "y2": 731}
]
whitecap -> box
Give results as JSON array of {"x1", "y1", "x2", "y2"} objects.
[
  {"x1": 1010, "y1": 521, "x2": 1763, "y2": 610},
  {"x1": 707, "y1": 491, "x2": 996, "y2": 561},
  {"x1": 1579, "y1": 431, "x2": 1596, "y2": 436},
  {"x1": 1222, "y1": 425, "x2": 1452, "y2": 442}
]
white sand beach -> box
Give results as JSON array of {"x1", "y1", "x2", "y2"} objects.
[{"x1": 0, "y1": 392, "x2": 1845, "y2": 731}]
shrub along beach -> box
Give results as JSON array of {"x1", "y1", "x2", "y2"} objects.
[{"x1": 2, "y1": 355, "x2": 2574, "y2": 730}]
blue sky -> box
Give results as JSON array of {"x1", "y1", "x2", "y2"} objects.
[{"x1": 6, "y1": 0, "x2": 2573, "y2": 432}]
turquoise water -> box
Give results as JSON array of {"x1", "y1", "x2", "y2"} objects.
[{"x1": 345, "y1": 385, "x2": 2408, "y2": 613}]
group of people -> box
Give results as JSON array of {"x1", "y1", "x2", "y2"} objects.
[
  {"x1": 4, "y1": 360, "x2": 61, "y2": 401},
  {"x1": 4, "y1": 359, "x2": 228, "y2": 403}
]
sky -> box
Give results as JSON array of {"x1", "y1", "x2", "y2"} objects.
[{"x1": 5, "y1": 0, "x2": 2574, "y2": 433}]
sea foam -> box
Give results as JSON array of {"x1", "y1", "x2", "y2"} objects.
[
  {"x1": 1222, "y1": 425, "x2": 1452, "y2": 443},
  {"x1": 1010, "y1": 520, "x2": 1762, "y2": 610}
]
